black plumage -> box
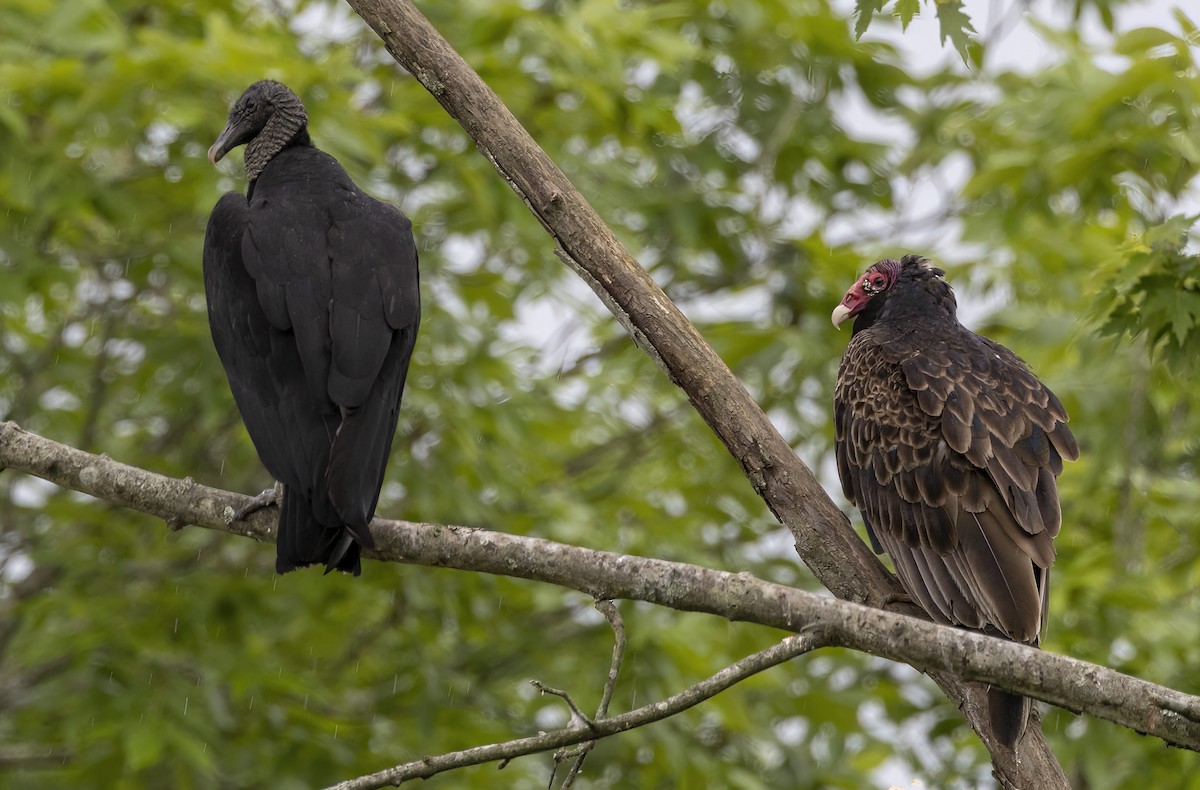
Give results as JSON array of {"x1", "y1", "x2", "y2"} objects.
[
  {"x1": 832, "y1": 255, "x2": 1078, "y2": 748},
  {"x1": 203, "y1": 80, "x2": 419, "y2": 576}
]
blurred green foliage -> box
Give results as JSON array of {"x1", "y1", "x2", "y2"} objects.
[
  {"x1": 853, "y1": 0, "x2": 1163, "y2": 62},
  {"x1": 0, "y1": 0, "x2": 1197, "y2": 788}
]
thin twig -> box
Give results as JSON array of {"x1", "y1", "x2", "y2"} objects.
[
  {"x1": 593, "y1": 600, "x2": 625, "y2": 721},
  {"x1": 551, "y1": 744, "x2": 589, "y2": 789},
  {"x1": 556, "y1": 600, "x2": 627, "y2": 788},
  {"x1": 529, "y1": 681, "x2": 594, "y2": 729},
  {"x1": 323, "y1": 633, "x2": 822, "y2": 790}
]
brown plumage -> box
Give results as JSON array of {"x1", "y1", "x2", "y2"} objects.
[{"x1": 832, "y1": 254, "x2": 1078, "y2": 748}]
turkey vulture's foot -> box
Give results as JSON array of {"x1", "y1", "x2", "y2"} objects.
[
  {"x1": 234, "y1": 481, "x2": 284, "y2": 523},
  {"x1": 879, "y1": 590, "x2": 916, "y2": 610}
]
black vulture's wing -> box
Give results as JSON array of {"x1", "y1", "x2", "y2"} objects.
[
  {"x1": 835, "y1": 327, "x2": 1077, "y2": 643},
  {"x1": 240, "y1": 149, "x2": 420, "y2": 543},
  {"x1": 203, "y1": 191, "x2": 335, "y2": 490},
  {"x1": 322, "y1": 191, "x2": 420, "y2": 532}
]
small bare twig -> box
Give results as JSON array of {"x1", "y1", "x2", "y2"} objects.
[
  {"x1": 323, "y1": 633, "x2": 822, "y2": 790},
  {"x1": 529, "y1": 681, "x2": 595, "y2": 729},
  {"x1": 555, "y1": 600, "x2": 627, "y2": 788},
  {"x1": 593, "y1": 600, "x2": 625, "y2": 721},
  {"x1": 549, "y1": 743, "x2": 590, "y2": 789}
]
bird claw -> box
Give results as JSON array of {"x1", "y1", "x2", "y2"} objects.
[
  {"x1": 233, "y1": 481, "x2": 284, "y2": 522},
  {"x1": 879, "y1": 590, "x2": 916, "y2": 610}
]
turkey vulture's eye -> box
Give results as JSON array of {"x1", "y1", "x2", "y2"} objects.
[{"x1": 871, "y1": 275, "x2": 885, "y2": 287}]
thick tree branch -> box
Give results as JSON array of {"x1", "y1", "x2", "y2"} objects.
[
  {"x1": 338, "y1": 1, "x2": 1062, "y2": 784},
  {"x1": 4, "y1": 421, "x2": 1198, "y2": 755},
  {"x1": 323, "y1": 634, "x2": 822, "y2": 790}
]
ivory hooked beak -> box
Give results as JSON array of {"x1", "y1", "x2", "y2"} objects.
[{"x1": 831, "y1": 303, "x2": 852, "y2": 329}]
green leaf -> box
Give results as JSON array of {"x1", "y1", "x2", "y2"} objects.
[
  {"x1": 1114, "y1": 26, "x2": 1181, "y2": 56},
  {"x1": 895, "y1": 0, "x2": 920, "y2": 30},
  {"x1": 853, "y1": 0, "x2": 886, "y2": 39},
  {"x1": 935, "y1": 0, "x2": 978, "y2": 63},
  {"x1": 1173, "y1": 8, "x2": 1197, "y2": 37}
]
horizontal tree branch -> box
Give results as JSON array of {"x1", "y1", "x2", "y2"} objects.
[
  {"x1": 4, "y1": 421, "x2": 1198, "y2": 754},
  {"x1": 324, "y1": 633, "x2": 821, "y2": 790}
]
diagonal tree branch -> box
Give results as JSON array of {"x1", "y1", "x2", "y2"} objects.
[
  {"x1": 337, "y1": 1, "x2": 1062, "y2": 785},
  {"x1": 323, "y1": 633, "x2": 823, "y2": 790},
  {"x1": 3, "y1": 421, "x2": 1198, "y2": 756}
]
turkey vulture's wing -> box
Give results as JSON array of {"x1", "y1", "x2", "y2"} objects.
[
  {"x1": 835, "y1": 329, "x2": 1077, "y2": 643},
  {"x1": 899, "y1": 334, "x2": 1079, "y2": 539}
]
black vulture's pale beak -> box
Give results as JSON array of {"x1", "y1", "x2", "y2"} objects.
[
  {"x1": 207, "y1": 120, "x2": 250, "y2": 166},
  {"x1": 207, "y1": 128, "x2": 234, "y2": 165}
]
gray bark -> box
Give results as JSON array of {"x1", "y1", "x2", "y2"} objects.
[{"x1": 3, "y1": 421, "x2": 1197, "y2": 761}]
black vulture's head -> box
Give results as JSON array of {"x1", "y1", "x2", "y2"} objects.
[{"x1": 208, "y1": 81, "x2": 309, "y2": 177}]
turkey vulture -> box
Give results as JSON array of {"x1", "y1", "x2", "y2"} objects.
[
  {"x1": 203, "y1": 80, "x2": 420, "y2": 576},
  {"x1": 832, "y1": 254, "x2": 1077, "y2": 748}
]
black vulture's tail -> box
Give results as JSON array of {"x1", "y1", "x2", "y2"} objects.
[
  {"x1": 276, "y1": 486, "x2": 363, "y2": 576},
  {"x1": 322, "y1": 531, "x2": 360, "y2": 576},
  {"x1": 987, "y1": 688, "x2": 1030, "y2": 750}
]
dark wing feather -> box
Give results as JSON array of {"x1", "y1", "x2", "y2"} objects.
[
  {"x1": 326, "y1": 195, "x2": 419, "y2": 407},
  {"x1": 324, "y1": 192, "x2": 419, "y2": 532},
  {"x1": 204, "y1": 192, "x2": 321, "y2": 484},
  {"x1": 835, "y1": 324, "x2": 1076, "y2": 645}
]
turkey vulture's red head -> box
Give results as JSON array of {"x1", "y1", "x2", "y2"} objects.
[
  {"x1": 831, "y1": 255, "x2": 953, "y2": 331},
  {"x1": 831, "y1": 258, "x2": 903, "y2": 329}
]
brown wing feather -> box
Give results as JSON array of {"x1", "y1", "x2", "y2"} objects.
[{"x1": 835, "y1": 324, "x2": 1075, "y2": 644}]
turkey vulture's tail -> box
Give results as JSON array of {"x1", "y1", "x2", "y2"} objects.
[
  {"x1": 275, "y1": 486, "x2": 363, "y2": 576},
  {"x1": 987, "y1": 688, "x2": 1030, "y2": 749}
]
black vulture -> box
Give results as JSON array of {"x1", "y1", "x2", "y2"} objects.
[
  {"x1": 203, "y1": 80, "x2": 419, "y2": 576},
  {"x1": 832, "y1": 255, "x2": 1077, "y2": 748}
]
